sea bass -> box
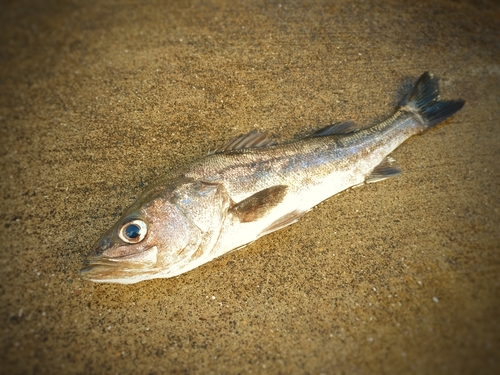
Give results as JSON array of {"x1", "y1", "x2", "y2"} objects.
[{"x1": 81, "y1": 72, "x2": 464, "y2": 284}]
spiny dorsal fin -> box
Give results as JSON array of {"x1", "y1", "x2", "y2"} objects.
[
  {"x1": 365, "y1": 156, "x2": 402, "y2": 184},
  {"x1": 212, "y1": 130, "x2": 277, "y2": 154},
  {"x1": 309, "y1": 122, "x2": 357, "y2": 137},
  {"x1": 231, "y1": 185, "x2": 288, "y2": 223}
]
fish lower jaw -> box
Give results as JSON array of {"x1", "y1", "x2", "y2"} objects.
[
  {"x1": 107, "y1": 245, "x2": 158, "y2": 266},
  {"x1": 80, "y1": 246, "x2": 159, "y2": 283}
]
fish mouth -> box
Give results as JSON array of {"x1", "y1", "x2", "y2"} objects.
[{"x1": 80, "y1": 246, "x2": 158, "y2": 281}]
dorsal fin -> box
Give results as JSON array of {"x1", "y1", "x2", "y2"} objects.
[
  {"x1": 212, "y1": 130, "x2": 278, "y2": 154},
  {"x1": 309, "y1": 122, "x2": 357, "y2": 137}
]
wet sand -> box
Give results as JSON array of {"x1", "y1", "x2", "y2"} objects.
[{"x1": 1, "y1": 0, "x2": 499, "y2": 373}]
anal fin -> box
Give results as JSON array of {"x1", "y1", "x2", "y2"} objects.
[{"x1": 366, "y1": 156, "x2": 402, "y2": 184}]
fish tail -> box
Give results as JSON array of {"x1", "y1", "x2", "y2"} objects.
[{"x1": 402, "y1": 72, "x2": 465, "y2": 130}]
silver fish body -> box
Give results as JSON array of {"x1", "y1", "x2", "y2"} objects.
[{"x1": 81, "y1": 72, "x2": 464, "y2": 284}]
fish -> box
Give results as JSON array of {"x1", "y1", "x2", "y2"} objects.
[{"x1": 81, "y1": 72, "x2": 464, "y2": 284}]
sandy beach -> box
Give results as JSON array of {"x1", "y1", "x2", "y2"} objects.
[{"x1": 1, "y1": 0, "x2": 499, "y2": 373}]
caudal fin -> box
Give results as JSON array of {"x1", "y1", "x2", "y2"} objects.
[{"x1": 402, "y1": 72, "x2": 465, "y2": 128}]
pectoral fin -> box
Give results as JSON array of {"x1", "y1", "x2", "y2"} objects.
[
  {"x1": 366, "y1": 156, "x2": 402, "y2": 184},
  {"x1": 231, "y1": 185, "x2": 288, "y2": 223}
]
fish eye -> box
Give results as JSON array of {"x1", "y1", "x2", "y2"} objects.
[{"x1": 118, "y1": 219, "x2": 148, "y2": 244}]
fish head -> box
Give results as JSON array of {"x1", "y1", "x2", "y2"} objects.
[{"x1": 80, "y1": 178, "x2": 228, "y2": 284}]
